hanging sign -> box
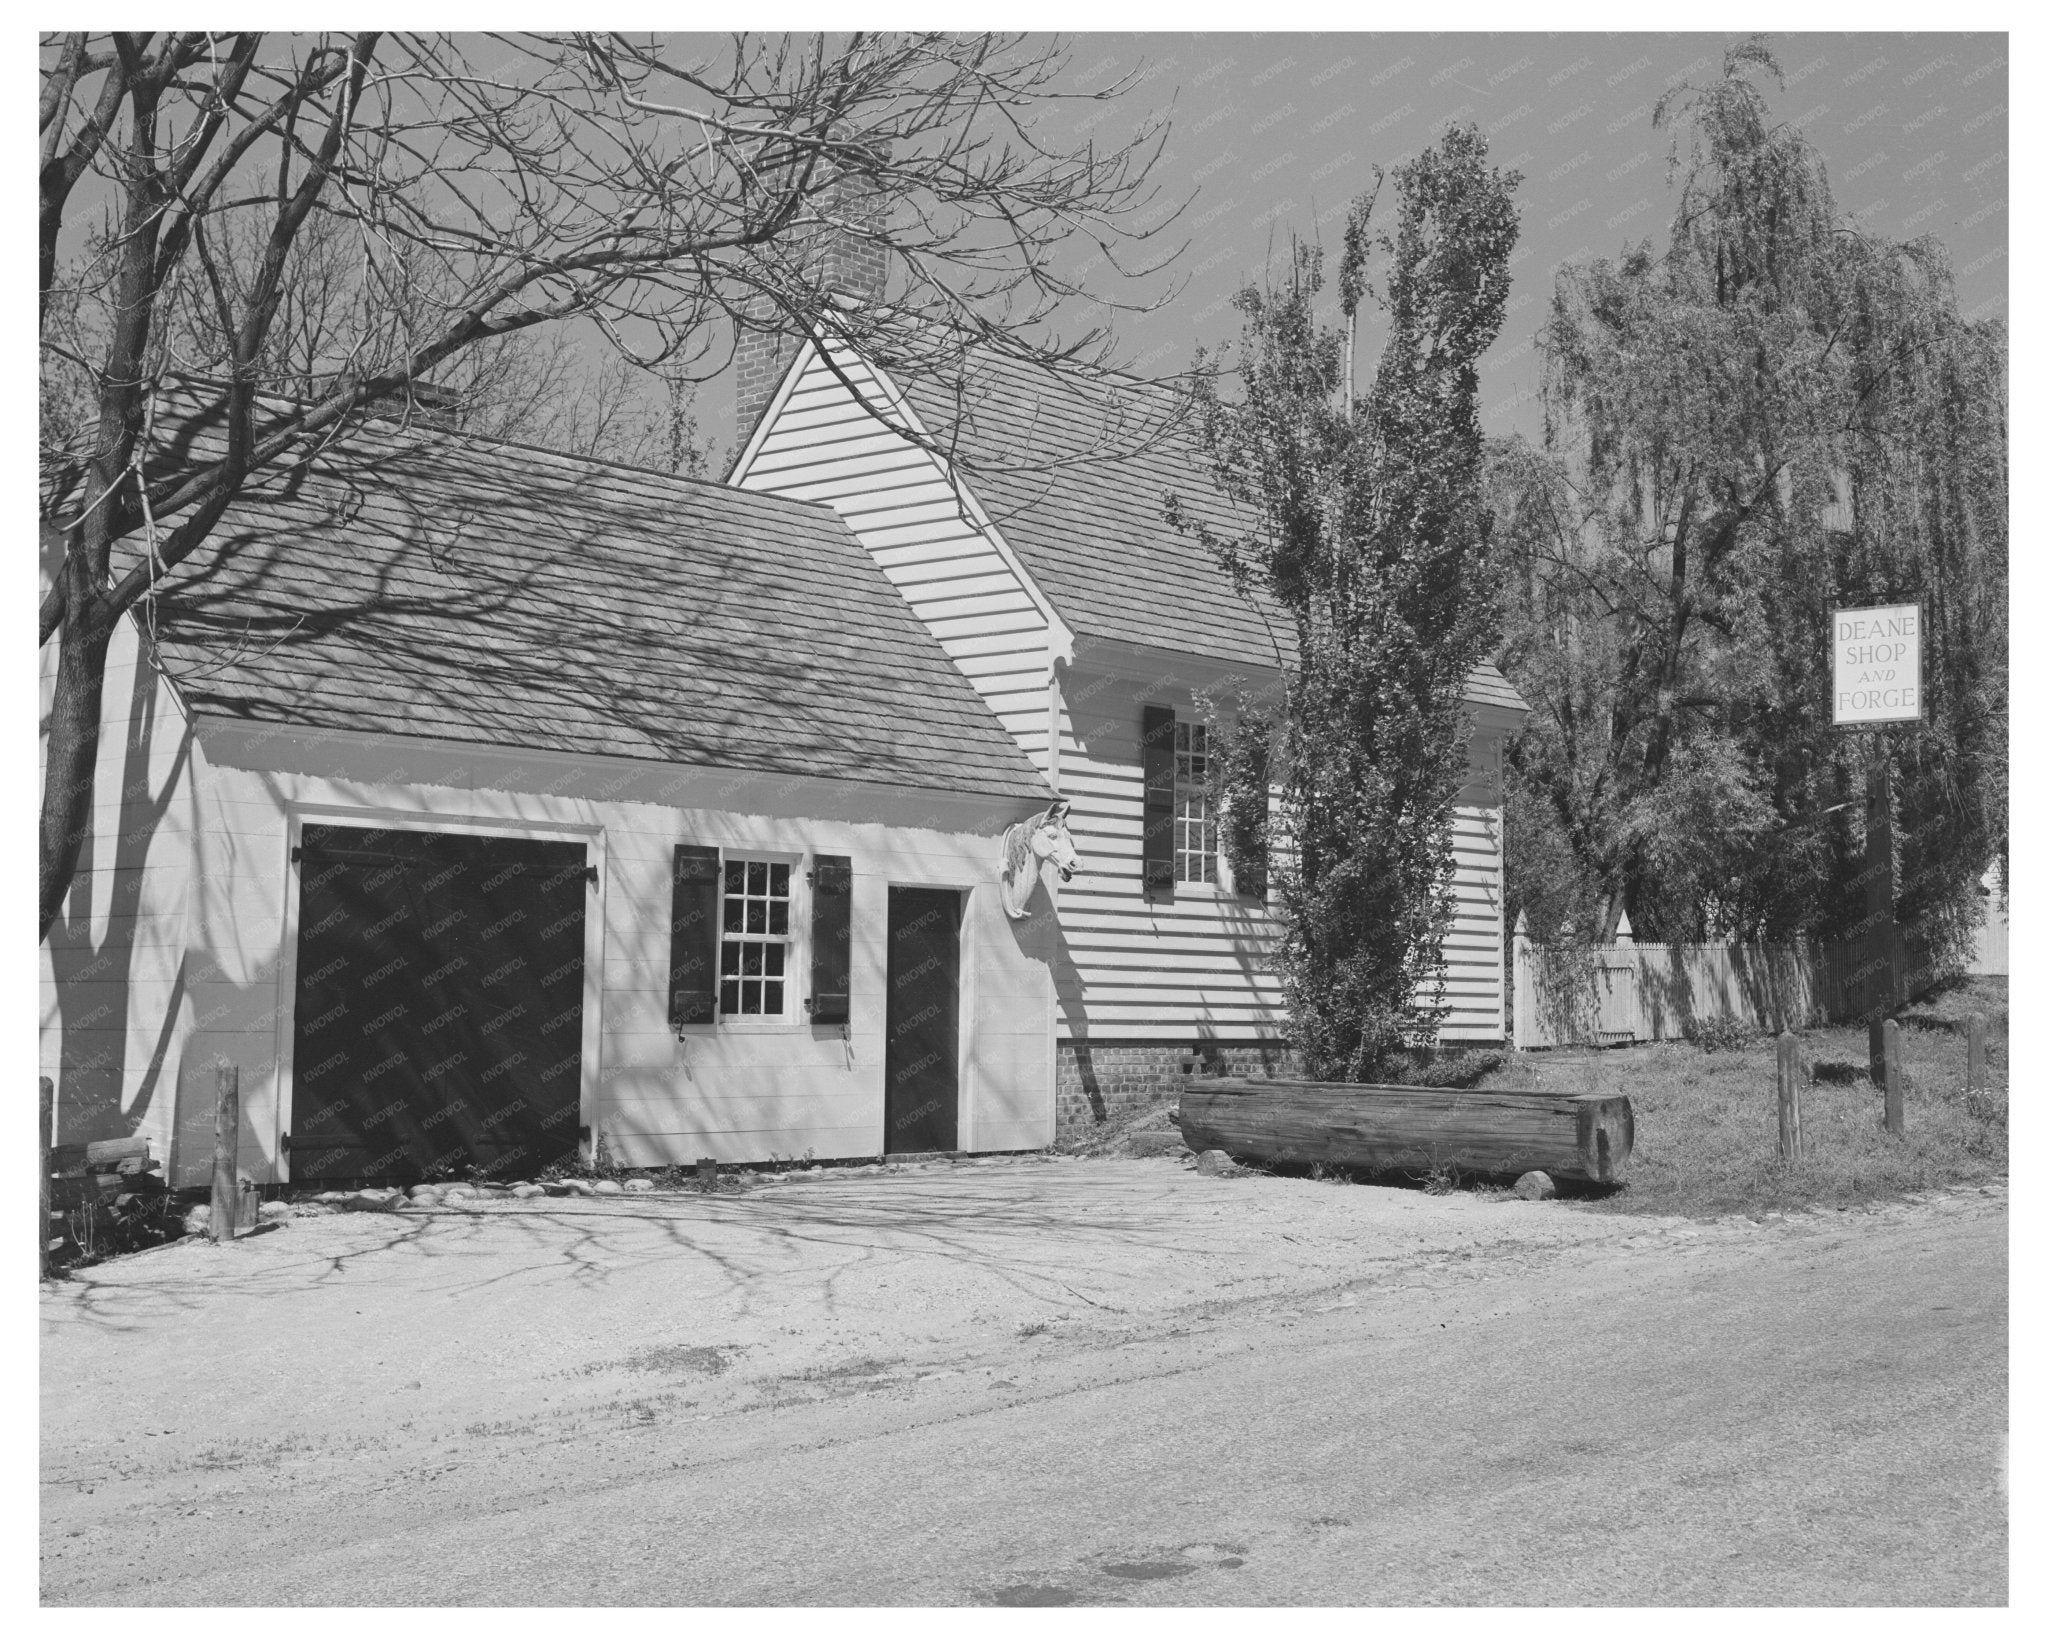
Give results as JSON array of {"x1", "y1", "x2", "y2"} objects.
[{"x1": 1832, "y1": 603, "x2": 1923, "y2": 726}]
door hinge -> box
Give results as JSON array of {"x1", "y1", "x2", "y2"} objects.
[
  {"x1": 585, "y1": 864, "x2": 599, "y2": 886},
  {"x1": 290, "y1": 845, "x2": 302, "y2": 864}
]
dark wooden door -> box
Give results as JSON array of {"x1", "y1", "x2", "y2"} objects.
[
  {"x1": 290, "y1": 824, "x2": 587, "y2": 1183},
  {"x1": 884, "y1": 887, "x2": 961, "y2": 1155}
]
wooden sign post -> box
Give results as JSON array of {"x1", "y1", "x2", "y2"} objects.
[
  {"x1": 1864, "y1": 737, "x2": 1900, "y2": 1085},
  {"x1": 211, "y1": 1064, "x2": 240, "y2": 1242},
  {"x1": 39, "y1": 1076, "x2": 54, "y2": 1278},
  {"x1": 1833, "y1": 604, "x2": 1921, "y2": 1087},
  {"x1": 1967, "y1": 1013, "x2": 1987, "y2": 1092},
  {"x1": 1882, "y1": 1019, "x2": 1905, "y2": 1136},
  {"x1": 1776, "y1": 1032, "x2": 1802, "y2": 1161}
]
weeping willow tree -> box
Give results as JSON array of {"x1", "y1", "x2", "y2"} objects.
[
  {"x1": 1173, "y1": 125, "x2": 1521, "y2": 1078},
  {"x1": 1493, "y1": 39, "x2": 2007, "y2": 972}
]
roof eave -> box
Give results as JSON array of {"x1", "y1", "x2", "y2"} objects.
[
  {"x1": 192, "y1": 712, "x2": 1055, "y2": 826},
  {"x1": 1465, "y1": 700, "x2": 1530, "y2": 733}
]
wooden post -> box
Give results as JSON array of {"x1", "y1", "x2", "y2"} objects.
[
  {"x1": 210, "y1": 1064, "x2": 240, "y2": 1242},
  {"x1": 1511, "y1": 911, "x2": 1534, "y2": 1052},
  {"x1": 39, "y1": 1076, "x2": 54, "y2": 1279},
  {"x1": 1776, "y1": 1032, "x2": 1801, "y2": 1161},
  {"x1": 1867, "y1": 736, "x2": 1896, "y2": 977},
  {"x1": 1967, "y1": 1012, "x2": 1987, "y2": 1091},
  {"x1": 1864, "y1": 734, "x2": 1900, "y2": 1086},
  {"x1": 1882, "y1": 1019, "x2": 1905, "y2": 1136}
]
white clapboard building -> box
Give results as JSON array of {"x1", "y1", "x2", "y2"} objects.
[
  {"x1": 40, "y1": 403, "x2": 1068, "y2": 1185},
  {"x1": 729, "y1": 322, "x2": 1530, "y2": 1132}
]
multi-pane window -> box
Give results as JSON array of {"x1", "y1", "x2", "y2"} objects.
[
  {"x1": 1174, "y1": 721, "x2": 1218, "y2": 884},
  {"x1": 719, "y1": 859, "x2": 790, "y2": 1015}
]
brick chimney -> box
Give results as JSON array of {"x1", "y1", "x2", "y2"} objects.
[{"x1": 734, "y1": 165, "x2": 890, "y2": 439}]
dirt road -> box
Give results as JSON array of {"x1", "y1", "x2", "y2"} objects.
[{"x1": 40, "y1": 1159, "x2": 2006, "y2": 1605}]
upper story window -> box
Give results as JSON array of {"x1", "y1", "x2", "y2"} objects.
[
  {"x1": 720, "y1": 859, "x2": 790, "y2": 1016},
  {"x1": 1174, "y1": 721, "x2": 1218, "y2": 885}
]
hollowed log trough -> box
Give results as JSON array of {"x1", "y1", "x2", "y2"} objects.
[{"x1": 1179, "y1": 1077, "x2": 1634, "y2": 1185}]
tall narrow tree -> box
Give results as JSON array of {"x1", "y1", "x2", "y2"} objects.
[{"x1": 1172, "y1": 124, "x2": 1520, "y2": 1079}]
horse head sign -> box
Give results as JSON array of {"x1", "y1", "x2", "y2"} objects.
[{"x1": 998, "y1": 799, "x2": 1080, "y2": 919}]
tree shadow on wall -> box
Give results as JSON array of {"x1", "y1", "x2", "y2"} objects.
[{"x1": 45, "y1": 652, "x2": 195, "y2": 1150}]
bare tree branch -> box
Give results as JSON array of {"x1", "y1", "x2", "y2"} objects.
[{"x1": 38, "y1": 29, "x2": 1189, "y2": 939}]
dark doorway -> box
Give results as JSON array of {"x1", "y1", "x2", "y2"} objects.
[
  {"x1": 289, "y1": 823, "x2": 587, "y2": 1183},
  {"x1": 884, "y1": 887, "x2": 962, "y2": 1154}
]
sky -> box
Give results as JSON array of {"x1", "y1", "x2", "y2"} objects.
[
  {"x1": 30, "y1": 30, "x2": 2011, "y2": 461},
  {"x1": 698, "y1": 29, "x2": 2009, "y2": 452}
]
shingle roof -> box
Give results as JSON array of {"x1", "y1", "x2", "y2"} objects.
[
  {"x1": 130, "y1": 402, "x2": 1055, "y2": 803},
  {"x1": 1460, "y1": 660, "x2": 1529, "y2": 716},
  {"x1": 897, "y1": 351, "x2": 1287, "y2": 669},
  {"x1": 891, "y1": 350, "x2": 1527, "y2": 716}
]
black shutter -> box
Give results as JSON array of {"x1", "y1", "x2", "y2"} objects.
[
  {"x1": 809, "y1": 854, "x2": 852, "y2": 1024},
  {"x1": 1141, "y1": 703, "x2": 1176, "y2": 897},
  {"x1": 670, "y1": 844, "x2": 722, "y2": 1025}
]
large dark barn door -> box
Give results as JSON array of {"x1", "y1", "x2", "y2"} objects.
[
  {"x1": 290, "y1": 824, "x2": 587, "y2": 1183},
  {"x1": 884, "y1": 887, "x2": 961, "y2": 1155}
]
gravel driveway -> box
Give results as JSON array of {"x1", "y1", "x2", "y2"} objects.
[{"x1": 40, "y1": 1157, "x2": 2007, "y2": 1604}]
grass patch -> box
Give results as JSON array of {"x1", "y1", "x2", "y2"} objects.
[
  {"x1": 793, "y1": 1356, "x2": 894, "y2": 1382},
  {"x1": 1057, "y1": 1099, "x2": 1181, "y2": 1159},
  {"x1": 1475, "y1": 976, "x2": 2007, "y2": 1218},
  {"x1": 1420, "y1": 1159, "x2": 1464, "y2": 1196},
  {"x1": 623, "y1": 1344, "x2": 731, "y2": 1376}
]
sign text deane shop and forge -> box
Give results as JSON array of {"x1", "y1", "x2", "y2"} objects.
[{"x1": 1832, "y1": 603, "x2": 1923, "y2": 726}]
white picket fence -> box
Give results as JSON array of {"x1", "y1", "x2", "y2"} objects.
[
  {"x1": 1966, "y1": 876, "x2": 1998, "y2": 979},
  {"x1": 1509, "y1": 915, "x2": 1931, "y2": 1050},
  {"x1": 1968, "y1": 895, "x2": 2008, "y2": 976}
]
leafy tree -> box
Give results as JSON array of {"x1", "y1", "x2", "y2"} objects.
[
  {"x1": 39, "y1": 31, "x2": 1178, "y2": 939},
  {"x1": 1492, "y1": 40, "x2": 2007, "y2": 973},
  {"x1": 1189, "y1": 679, "x2": 1278, "y2": 901},
  {"x1": 1172, "y1": 124, "x2": 1521, "y2": 1079}
]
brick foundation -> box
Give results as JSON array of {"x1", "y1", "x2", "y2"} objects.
[{"x1": 1056, "y1": 1039, "x2": 1300, "y2": 1143}]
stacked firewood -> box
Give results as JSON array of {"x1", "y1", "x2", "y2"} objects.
[{"x1": 47, "y1": 1137, "x2": 175, "y2": 1258}]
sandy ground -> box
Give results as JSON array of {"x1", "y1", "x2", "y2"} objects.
[{"x1": 40, "y1": 1155, "x2": 2008, "y2": 1605}]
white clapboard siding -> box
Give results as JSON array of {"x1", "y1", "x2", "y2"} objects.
[
  {"x1": 1439, "y1": 797, "x2": 1506, "y2": 1040},
  {"x1": 166, "y1": 728, "x2": 1055, "y2": 1179},
  {"x1": 39, "y1": 613, "x2": 201, "y2": 1162},
  {"x1": 1053, "y1": 662, "x2": 1510, "y2": 1044},
  {"x1": 735, "y1": 344, "x2": 1516, "y2": 1045},
  {"x1": 42, "y1": 607, "x2": 1060, "y2": 1180},
  {"x1": 734, "y1": 348, "x2": 1058, "y2": 774},
  {"x1": 1047, "y1": 662, "x2": 1288, "y2": 1040}
]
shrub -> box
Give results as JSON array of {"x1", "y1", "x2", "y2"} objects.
[
  {"x1": 1961, "y1": 1087, "x2": 2007, "y2": 1131},
  {"x1": 1420, "y1": 1160, "x2": 1462, "y2": 1195},
  {"x1": 53, "y1": 1190, "x2": 185, "y2": 1270},
  {"x1": 1681, "y1": 1015, "x2": 1759, "y2": 1054}
]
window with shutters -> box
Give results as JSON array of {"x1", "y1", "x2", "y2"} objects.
[
  {"x1": 720, "y1": 858, "x2": 791, "y2": 1016},
  {"x1": 1175, "y1": 721, "x2": 1218, "y2": 884}
]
